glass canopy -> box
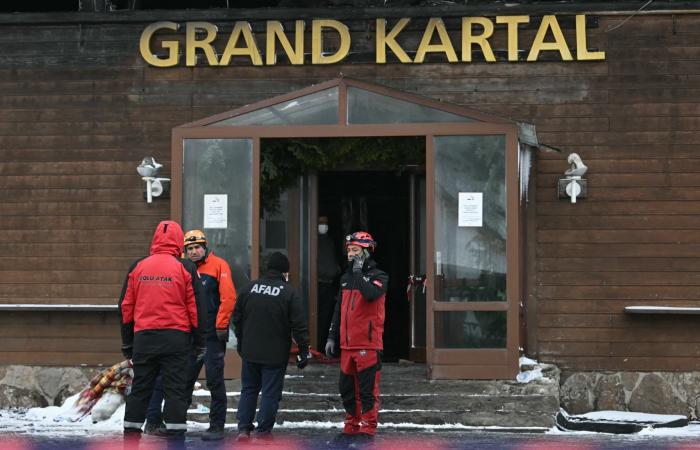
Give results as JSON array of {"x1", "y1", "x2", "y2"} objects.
[
  {"x1": 212, "y1": 88, "x2": 339, "y2": 126},
  {"x1": 347, "y1": 87, "x2": 475, "y2": 124},
  {"x1": 203, "y1": 81, "x2": 484, "y2": 127}
]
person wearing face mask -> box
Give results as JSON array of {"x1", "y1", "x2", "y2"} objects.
[
  {"x1": 325, "y1": 231, "x2": 388, "y2": 441},
  {"x1": 232, "y1": 252, "x2": 309, "y2": 441},
  {"x1": 317, "y1": 215, "x2": 341, "y2": 353}
]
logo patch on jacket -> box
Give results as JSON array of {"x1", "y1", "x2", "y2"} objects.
[
  {"x1": 372, "y1": 279, "x2": 383, "y2": 288},
  {"x1": 250, "y1": 283, "x2": 281, "y2": 296}
]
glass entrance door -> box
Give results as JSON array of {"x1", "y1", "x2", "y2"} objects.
[
  {"x1": 427, "y1": 134, "x2": 519, "y2": 379},
  {"x1": 181, "y1": 138, "x2": 256, "y2": 378}
]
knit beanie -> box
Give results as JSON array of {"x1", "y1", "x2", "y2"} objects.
[{"x1": 267, "y1": 252, "x2": 290, "y2": 273}]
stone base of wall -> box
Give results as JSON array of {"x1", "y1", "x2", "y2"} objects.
[
  {"x1": 0, "y1": 365, "x2": 101, "y2": 409},
  {"x1": 560, "y1": 371, "x2": 700, "y2": 419},
  {"x1": 5, "y1": 364, "x2": 700, "y2": 422}
]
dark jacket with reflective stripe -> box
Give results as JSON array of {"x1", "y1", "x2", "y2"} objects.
[
  {"x1": 196, "y1": 251, "x2": 237, "y2": 339},
  {"x1": 328, "y1": 258, "x2": 388, "y2": 351},
  {"x1": 232, "y1": 271, "x2": 309, "y2": 366}
]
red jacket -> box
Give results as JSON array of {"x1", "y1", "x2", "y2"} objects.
[
  {"x1": 329, "y1": 259, "x2": 389, "y2": 351},
  {"x1": 120, "y1": 221, "x2": 205, "y2": 349}
]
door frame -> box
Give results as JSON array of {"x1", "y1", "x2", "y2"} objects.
[{"x1": 171, "y1": 77, "x2": 520, "y2": 379}]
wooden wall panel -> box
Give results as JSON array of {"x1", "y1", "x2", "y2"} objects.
[{"x1": 0, "y1": 10, "x2": 697, "y2": 370}]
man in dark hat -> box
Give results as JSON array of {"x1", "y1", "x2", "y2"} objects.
[{"x1": 232, "y1": 252, "x2": 309, "y2": 441}]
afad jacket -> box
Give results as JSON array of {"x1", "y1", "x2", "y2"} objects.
[
  {"x1": 328, "y1": 258, "x2": 389, "y2": 351},
  {"x1": 232, "y1": 270, "x2": 309, "y2": 366},
  {"x1": 196, "y1": 251, "x2": 237, "y2": 339},
  {"x1": 119, "y1": 221, "x2": 207, "y2": 354}
]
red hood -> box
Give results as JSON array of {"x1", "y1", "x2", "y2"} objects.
[{"x1": 149, "y1": 220, "x2": 184, "y2": 257}]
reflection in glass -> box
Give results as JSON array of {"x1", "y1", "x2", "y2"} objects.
[
  {"x1": 183, "y1": 139, "x2": 252, "y2": 289},
  {"x1": 347, "y1": 87, "x2": 475, "y2": 124},
  {"x1": 211, "y1": 88, "x2": 339, "y2": 126},
  {"x1": 435, "y1": 311, "x2": 506, "y2": 348},
  {"x1": 434, "y1": 135, "x2": 506, "y2": 302}
]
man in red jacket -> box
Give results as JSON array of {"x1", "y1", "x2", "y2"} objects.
[
  {"x1": 119, "y1": 220, "x2": 206, "y2": 440},
  {"x1": 325, "y1": 231, "x2": 389, "y2": 439}
]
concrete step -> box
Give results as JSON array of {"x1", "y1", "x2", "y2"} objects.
[
  {"x1": 187, "y1": 363, "x2": 559, "y2": 428},
  {"x1": 188, "y1": 407, "x2": 556, "y2": 428}
]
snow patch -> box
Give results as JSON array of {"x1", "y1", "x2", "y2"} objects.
[
  {"x1": 575, "y1": 410, "x2": 687, "y2": 423},
  {"x1": 516, "y1": 367, "x2": 543, "y2": 383},
  {"x1": 519, "y1": 356, "x2": 538, "y2": 366}
]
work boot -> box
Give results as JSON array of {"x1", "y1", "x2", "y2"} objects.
[
  {"x1": 149, "y1": 428, "x2": 186, "y2": 441},
  {"x1": 253, "y1": 429, "x2": 273, "y2": 441},
  {"x1": 144, "y1": 420, "x2": 166, "y2": 435},
  {"x1": 123, "y1": 427, "x2": 142, "y2": 441},
  {"x1": 236, "y1": 430, "x2": 251, "y2": 442},
  {"x1": 201, "y1": 425, "x2": 225, "y2": 441}
]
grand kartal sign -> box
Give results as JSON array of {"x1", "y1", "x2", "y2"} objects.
[{"x1": 140, "y1": 15, "x2": 605, "y2": 67}]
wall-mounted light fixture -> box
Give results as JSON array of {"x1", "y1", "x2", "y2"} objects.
[
  {"x1": 557, "y1": 153, "x2": 588, "y2": 204},
  {"x1": 137, "y1": 156, "x2": 170, "y2": 203}
]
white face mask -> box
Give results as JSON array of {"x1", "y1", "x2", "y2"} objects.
[{"x1": 318, "y1": 224, "x2": 329, "y2": 235}]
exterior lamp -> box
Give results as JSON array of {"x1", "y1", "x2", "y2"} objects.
[
  {"x1": 137, "y1": 156, "x2": 170, "y2": 203},
  {"x1": 557, "y1": 153, "x2": 588, "y2": 204}
]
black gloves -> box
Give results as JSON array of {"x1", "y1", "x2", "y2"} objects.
[
  {"x1": 216, "y1": 328, "x2": 229, "y2": 343},
  {"x1": 296, "y1": 346, "x2": 309, "y2": 369},
  {"x1": 324, "y1": 339, "x2": 336, "y2": 358},
  {"x1": 352, "y1": 254, "x2": 365, "y2": 273},
  {"x1": 121, "y1": 344, "x2": 133, "y2": 360}
]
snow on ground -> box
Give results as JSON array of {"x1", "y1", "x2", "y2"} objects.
[
  {"x1": 573, "y1": 411, "x2": 687, "y2": 423},
  {"x1": 547, "y1": 422, "x2": 700, "y2": 438},
  {"x1": 3, "y1": 383, "x2": 700, "y2": 441}
]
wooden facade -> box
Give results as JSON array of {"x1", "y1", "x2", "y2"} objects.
[{"x1": 1, "y1": 4, "x2": 699, "y2": 372}]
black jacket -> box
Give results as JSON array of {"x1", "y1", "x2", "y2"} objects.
[{"x1": 232, "y1": 271, "x2": 309, "y2": 366}]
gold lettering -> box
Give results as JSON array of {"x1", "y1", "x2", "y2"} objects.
[
  {"x1": 266, "y1": 20, "x2": 305, "y2": 65},
  {"x1": 575, "y1": 15, "x2": 605, "y2": 61},
  {"x1": 415, "y1": 18, "x2": 458, "y2": 63},
  {"x1": 185, "y1": 22, "x2": 219, "y2": 66},
  {"x1": 220, "y1": 22, "x2": 263, "y2": 66},
  {"x1": 461, "y1": 17, "x2": 495, "y2": 62},
  {"x1": 496, "y1": 15, "x2": 529, "y2": 61},
  {"x1": 527, "y1": 15, "x2": 572, "y2": 61},
  {"x1": 312, "y1": 20, "x2": 351, "y2": 64},
  {"x1": 376, "y1": 18, "x2": 412, "y2": 64},
  {"x1": 139, "y1": 22, "x2": 180, "y2": 67}
]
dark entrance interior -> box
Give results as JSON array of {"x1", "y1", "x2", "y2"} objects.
[{"x1": 319, "y1": 171, "x2": 411, "y2": 362}]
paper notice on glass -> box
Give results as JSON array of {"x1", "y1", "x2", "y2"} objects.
[
  {"x1": 458, "y1": 192, "x2": 483, "y2": 227},
  {"x1": 203, "y1": 194, "x2": 227, "y2": 229}
]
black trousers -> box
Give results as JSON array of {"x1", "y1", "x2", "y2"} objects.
[
  {"x1": 317, "y1": 281, "x2": 337, "y2": 350},
  {"x1": 124, "y1": 350, "x2": 189, "y2": 432}
]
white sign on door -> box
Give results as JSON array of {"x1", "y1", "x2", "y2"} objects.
[
  {"x1": 458, "y1": 192, "x2": 483, "y2": 227},
  {"x1": 203, "y1": 194, "x2": 227, "y2": 229}
]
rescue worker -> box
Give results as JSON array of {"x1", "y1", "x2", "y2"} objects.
[
  {"x1": 119, "y1": 220, "x2": 206, "y2": 440},
  {"x1": 145, "y1": 229, "x2": 237, "y2": 442},
  {"x1": 232, "y1": 252, "x2": 310, "y2": 441},
  {"x1": 325, "y1": 231, "x2": 388, "y2": 440}
]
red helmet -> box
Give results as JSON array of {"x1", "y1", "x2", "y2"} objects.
[{"x1": 345, "y1": 231, "x2": 377, "y2": 252}]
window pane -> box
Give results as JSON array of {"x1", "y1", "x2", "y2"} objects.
[
  {"x1": 183, "y1": 139, "x2": 253, "y2": 290},
  {"x1": 435, "y1": 311, "x2": 506, "y2": 348},
  {"x1": 347, "y1": 87, "x2": 475, "y2": 124},
  {"x1": 434, "y1": 135, "x2": 506, "y2": 302},
  {"x1": 211, "y1": 88, "x2": 338, "y2": 126}
]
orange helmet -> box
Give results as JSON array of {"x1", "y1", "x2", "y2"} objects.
[
  {"x1": 345, "y1": 231, "x2": 377, "y2": 252},
  {"x1": 184, "y1": 229, "x2": 207, "y2": 247}
]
